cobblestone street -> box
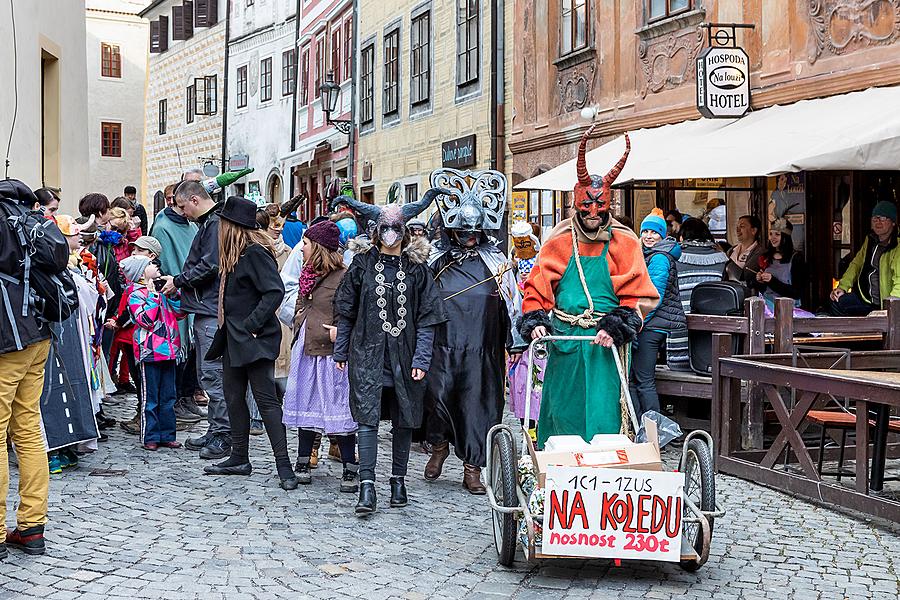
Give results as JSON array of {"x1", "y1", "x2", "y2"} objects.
[{"x1": 3, "y1": 397, "x2": 900, "y2": 600}]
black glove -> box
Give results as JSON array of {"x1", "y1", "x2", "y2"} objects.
[
  {"x1": 517, "y1": 310, "x2": 552, "y2": 341},
  {"x1": 596, "y1": 306, "x2": 642, "y2": 346}
]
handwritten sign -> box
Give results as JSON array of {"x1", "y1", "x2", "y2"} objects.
[{"x1": 541, "y1": 466, "x2": 684, "y2": 561}]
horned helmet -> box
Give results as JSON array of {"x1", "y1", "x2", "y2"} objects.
[{"x1": 574, "y1": 124, "x2": 631, "y2": 220}]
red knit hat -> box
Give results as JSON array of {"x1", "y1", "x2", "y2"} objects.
[{"x1": 304, "y1": 220, "x2": 341, "y2": 251}]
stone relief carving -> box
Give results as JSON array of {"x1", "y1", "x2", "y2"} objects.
[
  {"x1": 638, "y1": 27, "x2": 704, "y2": 99},
  {"x1": 557, "y1": 63, "x2": 596, "y2": 115},
  {"x1": 807, "y1": 0, "x2": 900, "y2": 63}
]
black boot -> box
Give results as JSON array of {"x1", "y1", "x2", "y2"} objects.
[
  {"x1": 355, "y1": 481, "x2": 376, "y2": 516},
  {"x1": 389, "y1": 477, "x2": 408, "y2": 508}
]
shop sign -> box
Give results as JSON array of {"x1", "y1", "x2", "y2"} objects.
[
  {"x1": 229, "y1": 154, "x2": 250, "y2": 171},
  {"x1": 541, "y1": 466, "x2": 684, "y2": 562},
  {"x1": 442, "y1": 135, "x2": 477, "y2": 169},
  {"x1": 511, "y1": 191, "x2": 528, "y2": 219},
  {"x1": 696, "y1": 47, "x2": 751, "y2": 118}
]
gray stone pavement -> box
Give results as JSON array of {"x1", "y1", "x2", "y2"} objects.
[{"x1": 3, "y1": 396, "x2": 900, "y2": 599}]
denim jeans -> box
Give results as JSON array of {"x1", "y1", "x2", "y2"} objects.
[
  {"x1": 629, "y1": 329, "x2": 666, "y2": 418},
  {"x1": 139, "y1": 360, "x2": 177, "y2": 444},
  {"x1": 830, "y1": 291, "x2": 879, "y2": 316},
  {"x1": 194, "y1": 315, "x2": 229, "y2": 435}
]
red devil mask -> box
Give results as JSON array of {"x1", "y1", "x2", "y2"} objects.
[{"x1": 574, "y1": 124, "x2": 631, "y2": 220}]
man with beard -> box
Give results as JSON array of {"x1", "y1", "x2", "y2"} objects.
[
  {"x1": 423, "y1": 169, "x2": 525, "y2": 494},
  {"x1": 518, "y1": 126, "x2": 659, "y2": 447}
]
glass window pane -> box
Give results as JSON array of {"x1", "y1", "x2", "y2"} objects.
[
  {"x1": 650, "y1": 0, "x2": 665, "y2": 19},
  {"x1": 561, "y1": 10, "x2": 572, "y2": 53},
  {"x1": 670, "y1": 0, "x2": 689, "y2": 12},
  {"x1": 575, "y1": 5, "x2": 586, "y2": 48}
]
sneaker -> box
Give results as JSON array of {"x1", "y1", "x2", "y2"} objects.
[
  {"x1": 115, "y1": 381, "x2": 137, "y2": 395},
  {"x1": 174, "y1": 399, "x2": 202, "y2": 424},
  {"x1": 6, "y1": 525, "x2": 46, "y2": 555},
  {"x1": 295, "y1": 461, "x2": 312, "y2": 484},
  {"x1": 182, "y1": 396, "x2": 208, "y2": 418},
  {"x1": 199, "y1": 434, "x2": 231, "y2": 460},
  {"x1": 48, "y1": 454, "x2": 63, "y2": 475},
  {"x1": 143, "y1": 442, "x2": 159, "y2": 451},
  {"x1": 185, "y1": 431, "x2": 213, "y2": 451},
  {"x1": 62, "y1": 449, "x2": 79, "y2": 468},
  {"x1": 158, "y1": 441, "x2": 183, "y2": 449},
  {"x1": 249, "y1": 419, "x2": 264, "y2": 436},
  {"x1": 193, "y1": 389, "x2": 209, "y2": 407},
  {"x1": 340, "y1": 465, "x2": 359, "y2": 493},
  {"x1": 120, "y1": 417, "x2": 140, "y2": 435}
]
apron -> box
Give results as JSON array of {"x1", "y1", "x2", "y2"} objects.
[{"x1": 538, "y1": 241, "x2": 623, "y2": 448}]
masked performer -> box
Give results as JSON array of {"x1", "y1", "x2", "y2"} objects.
[
  {"x1": 507, "y1": 221, "x2": 545, "y2": 439},
  {"x1": 333, "y1": 189, "x2": 448, "y2": 516},
  {"x1": 518, "y1": 126, "x2": 659, "y2": 447},
  {"x1": 421, "y1": 170, "x2": 524, "y2": 494}
]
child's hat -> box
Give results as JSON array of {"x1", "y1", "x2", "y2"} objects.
[{"x1": 120, "y1": 255, "x2": 152, "y2": 284}]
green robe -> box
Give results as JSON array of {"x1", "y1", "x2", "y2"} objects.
[{"x1": 538, "y1": 242, "x2": 623, "y2": 448}]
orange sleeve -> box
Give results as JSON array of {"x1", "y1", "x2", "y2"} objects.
[
  {"x1": 521, "y1": 234, "x2": 573, "y2": 314},
  {"x1": 607, "y1": 232, "x2": 660, "y2": 319}
]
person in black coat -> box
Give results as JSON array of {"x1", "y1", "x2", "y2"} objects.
[
  {"x1": 334, "y1": 203, "x2": 447, "y2": 516},
  {"x1": 203, "y1": 196, "x2": 297, "y2": 489}
]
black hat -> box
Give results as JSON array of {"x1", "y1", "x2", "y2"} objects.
[{"x1": 220, "y1": 196, "x2": 260, "y2": 229}]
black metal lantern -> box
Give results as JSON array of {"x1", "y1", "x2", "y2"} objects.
[{"x1": 319, "y1": 70, "x2": 351, "y2": 134}]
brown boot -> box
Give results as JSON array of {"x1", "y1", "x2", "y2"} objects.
[
  {"x1": 310, "y1": 433, "x2": 322, "y2": 468},
  {"x1": 327, "y1": 436, "x2": 342, "y2": 462},
  {"x1": 424, "y1": 441, "x2": 450, "y2": 481},
  {"x1": 463, "y1": 464, "x2": 486, "y2": 495}
]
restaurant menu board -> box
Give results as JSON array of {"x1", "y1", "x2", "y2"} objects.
[{"x1": 541, "y1": 466, "x2": 685, "y2": 562}]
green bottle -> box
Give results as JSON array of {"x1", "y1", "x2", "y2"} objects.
[{"x1": 202, "y1": 167, "x2": 254, "y2": 194}]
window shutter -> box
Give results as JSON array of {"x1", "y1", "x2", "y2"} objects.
[
  {"x1": 159, "y1": 16, "x2": 169, "y2": 51},
  {"x1": 195, "y1": 0, "x2": 218, "y2": 27},
  {"x1": 172, "y1": 6, "x2": 184, "y2": 40},
  {"x1": 150, "y1": 21, "x2": 161, "y2": 53},
  {"x1": 183, "y1": 1, "x2": 194, "y2": 39}
]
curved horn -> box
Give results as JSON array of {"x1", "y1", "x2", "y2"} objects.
[
  {"x1": 576, "y1": 123, "x2": 599, "y2": 186},
  {"x1": 330, "y1": 194, "x2": 382, "y2": 227},
  {"x1": 401, "y1": 187, "x2": 452, "y2": 222},
  {"x1": 603, "y1": 133, "x2": 631, "y2": 186}
]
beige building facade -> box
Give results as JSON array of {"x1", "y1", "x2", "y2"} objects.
[
  {"x1": 140, "y1": 0, "x2": 227, "y2": 214},
  {"x1": 0, "y1": 0, "x2": 90, "y2": 212},
  {"x1": 354, "y1": 0, "x2": 513, "y2": 208}
]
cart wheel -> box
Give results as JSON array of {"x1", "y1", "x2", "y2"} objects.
[
  {"x1": 680, "y1": 436, "x2": 715, "y2": 572},
  {"x1": 490, "y1": 429, "x2": 518, "y2": 567}
]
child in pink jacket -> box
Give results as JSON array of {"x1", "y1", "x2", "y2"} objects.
[{"x1": 120, "y1": 256, "x2": 185, "y2": 451}]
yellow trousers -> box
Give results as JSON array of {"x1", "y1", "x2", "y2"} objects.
[{"x1": 0, "y1": 339, "x2": 51, "y2": 529}]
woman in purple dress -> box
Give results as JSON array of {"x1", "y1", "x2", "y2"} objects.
[{"x1": 282, "y1": 221, "x2": 358, "y2": 491}]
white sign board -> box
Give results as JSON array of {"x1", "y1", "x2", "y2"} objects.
[
  {"x1": 696, "y1": 46, "x2": 751, "y2": 118},
  {"x1": 541, "y1": 466, "x2": 685, "y2": 562}
]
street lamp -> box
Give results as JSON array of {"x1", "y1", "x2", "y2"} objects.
[{"x1": 319, "y1": 70, "x2": 352, "y2": 135}]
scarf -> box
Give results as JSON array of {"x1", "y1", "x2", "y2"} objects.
[{"x1": 298, "y1": 263, "x2": 320, "y2": 298}]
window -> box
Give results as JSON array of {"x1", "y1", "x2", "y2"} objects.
[
  {"x1": 404, "y1": 183, "x2": 418, "y2": 204},
  {"x1": 236, "y1": 65, "x2": 247, "y2": 108},
  {"x1": 101, "y1": 122, "x2": 121, "y2": 157},
  {"x1": 343, "y1": 20, "x2": 352, "y2": 83},
  {"x1": 186, "y1": 84, "x2": 195, "y2": 123},
  {"x1": 456, "y1": 0, "x2": 479, "y2": 87},
  {"x1": 410, "y1": 12, "x2": 430, "y2": 105},
  {"x1": 194, "y1": 0, "x2": 218, "y2": 27},
  {"x1": 282, "y1": 49, "x2": 296, "y2": 96},
  {"x1": 172, "y1": 1, "x2": 194, "y2": 41},
  {"x1": 150, "y1": 16, "x2": 169, "y2": 53},
  {"x1": 331, "y1": 29, "x2": 342, "y2": 83},
  {"x1": 194, "y1": 75, "x2": 217, "y2": 115},
  {"x1": 560, "y1": 0, "x2": 589, "y2": 55},
  {"x1": 648, "y1": 0, "x2": 690, "y2": 21},
  {"x1": 360, "y1": 43, "x2": 375, "y2": 124},
  {"x1": 246, "y1": 0, "x2": 254, "y2": 5},
  {"x1": 300, "y1": 48, "x2": 310, "y2": 106},
  {"x1": 315, "y1": 37, "x2": 325, "y2": 99},
  {"x1": 260, "y1": 57, "x2": 272, "y2": 102},
  {"x1": 158, "y1": 99, "x2": 167, "y2": 135},
  {"x1": 383, "y1": 29, "x2": 400, "y2": 116},
  {"x1": 101, "y1": 43, "x2": 121, "y2": 78}
]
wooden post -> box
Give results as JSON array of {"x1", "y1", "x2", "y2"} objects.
[
  {"x1": 885, "y1": 298, "x2": 900, "y2": 350},
  {"x1": 774, "y1": 297, "x2": 795, "y2": 354},
  {"x1": 710, "y1": 333, "x2": 733, "y2": 470},
  {"x1": 743, "y1": 297, "x2": 766, "y2": 450}
]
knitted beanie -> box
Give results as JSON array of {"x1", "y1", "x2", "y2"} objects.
[
  {"x1": 120, "y1": 255, "x2": 152, "y2": 284},
  {"x1": 304, "y1": 220, "x2": 341, "y2": 252},
  {"x1": 872, "y1": 201, "x2": 898, "y2": 222},
  {"x1": 640, "y1": 213, "x2": 668, "y2": 239}
]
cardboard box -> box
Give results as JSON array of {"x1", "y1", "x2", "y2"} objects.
[{"x1": 527, "y1": 417, "x2": 662, "y2": 488}]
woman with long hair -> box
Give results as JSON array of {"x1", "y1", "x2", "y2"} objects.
[
  {"x1": 282, "y1": 220, "x2": 358, "y2": 490},
  {"x1": 726, "y1": 214, "x2": 764, "y2": 293},
  {"x1": 756, "y1": 218, "x2": 809, "y2": 314},
  {"x1": 203, "y1": 196, "x2": 297, "y2": 489}
]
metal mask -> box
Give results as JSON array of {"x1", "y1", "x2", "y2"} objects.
[
  {"x1": 430, "y1": 168, "x2": 507, "y2": 232},
  {"x1": 574, "y1": 124, "x2": 631, "y2": 220}
]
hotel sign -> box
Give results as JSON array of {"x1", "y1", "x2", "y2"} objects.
[{"x1": 696, "y1": 46, "x2": 751, "y2": 119}]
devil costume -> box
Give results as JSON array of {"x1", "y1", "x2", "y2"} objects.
[
  {"x1": 422, "y1": 169, "x2": 524, "y2": 492},
  {"x1": 333, "y1": 190, "x2": 448, "y2": 514},
  {"x1": 518, "y1": 126, "x2": 659, "y2": 448}
]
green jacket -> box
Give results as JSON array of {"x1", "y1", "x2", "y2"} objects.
[{"x1": 838, "y1": 236, "x2": 900, "y2": 306}]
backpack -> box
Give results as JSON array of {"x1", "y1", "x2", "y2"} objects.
[{"x1": 0, "y1": 200, "x2": 79, "y2": 323}]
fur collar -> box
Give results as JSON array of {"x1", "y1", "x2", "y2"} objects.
[{"x1": 347, "y1": 235, "x2": 432, "y2": 264}]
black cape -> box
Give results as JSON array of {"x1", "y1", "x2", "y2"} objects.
[
  {"x1": 334, "y1": 240, "x2": 447, "y2": 429},
  {"x1": 424, "y1": 244, "x2": 511, "y2": 467}
]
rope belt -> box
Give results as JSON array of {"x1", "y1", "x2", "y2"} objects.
[{"x1": 555, "y1": 224, "x2": 607, "y2": 329}]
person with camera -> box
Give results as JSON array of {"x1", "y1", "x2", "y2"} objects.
[{"x1": 0, "y1": 179, "x2": 71, "y2": 559}]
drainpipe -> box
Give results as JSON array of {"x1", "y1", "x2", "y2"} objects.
[
  {"x1": 348, "y1": 0, "x2": 358, "y2": 182},
  {"x1": 489, "y1": 0, "x2": 502, "y2": 171},
  {"x1": 291, "y1": 0, "x2": 301, "y2": 154},
  {"x1": 220, "y1": 0, "x2": 232, "y2": 173}
]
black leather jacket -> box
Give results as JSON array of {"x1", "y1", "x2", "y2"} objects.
[{"x1": 174, "y1": 203, "x2": 221, "y2": 318}]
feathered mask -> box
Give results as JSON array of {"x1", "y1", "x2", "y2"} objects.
[{"x1": 574, "y1": 123, "x2": 631, "y2": 219}]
